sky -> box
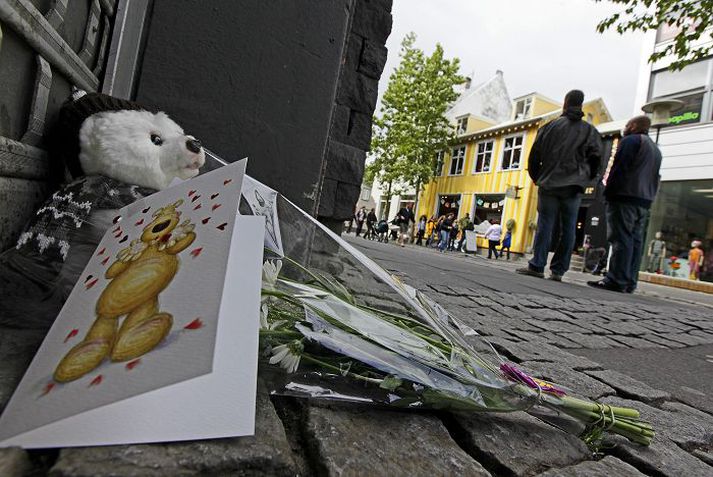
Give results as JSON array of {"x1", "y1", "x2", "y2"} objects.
[{"x1": 378, "y1": 0, "x2": 647, "y2": 120}]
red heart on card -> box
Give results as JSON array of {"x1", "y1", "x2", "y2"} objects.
[
  {"x1": 89, "y1": 375, "x2": 103, "y2": 387},
  {"x1": 216, "y1": 222, "x2": 227, "y2": 231},
  {"x1": 135, "y1": 218, "x2": 144, "y2": 226},
  {"x1": 126, "y1": 359, "x2": 141, "y2": 370},
  {"x1": 201, "y1": 217, "x2": 210, "y2": 225},
  {"x1": 191, "y1": 195, "x2": 201, "y2": 203},
  {"x1": 184, "y1": 318, "x2": 204, "y2": 330},
  {"x1": 119, "y1": 235, "x2": 128, "y2": 243},
  {"x1": 193, "y1": 203, "x2": 202, "y2": 210},
  {"x1": 142, "y1": 207, "x2": 151, "y2": 213},
  {"x1": 41, "y1": 382, "x2": 55, "y2": 396},
  {"x1": 112, "y1": 216, "x2": 121, "y2": 224},
  {"x1": 85, "y1": 278, "x2": 99, "y2": 289},
  {"x1": 64, "y1": 329, "x2": 79, "y2": 343},
  {"x1": 188, "y1": 190, "x2": 196, "y2": 197},
  {"x1": 97, "y1": 247, "x2": 105, "y2": 256},
  {"x1": 211, "y1": 193, "x2": 219, "y2": 200},
  {"x1": 101, "y1": 256, "x2": 110, "y2": 265},
  {"x1": 223, "y1": 179, "x2": 232, "y2": 185},
  {"x1": 212, "y1": 203, "x2": 221, "y2": 211},
  {"x1": 190, "y1": 247, "x2": 203, "y2": 258}
]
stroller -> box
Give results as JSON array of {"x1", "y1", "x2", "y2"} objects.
[{"x1": 376, "y1": 219, "x2": 390, "y2": 243}]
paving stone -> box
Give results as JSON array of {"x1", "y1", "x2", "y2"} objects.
[
  {"x1": 486, "y1": 337, "x2": 602, "y2": 370},
  {"x1": 585, "y1": 370, "x2": 671, "y2": 404},
  {"x1": 688, "y1": 329, "x2": 713, "y2": 344},
  {"x1": 526, "y1": 332, "x2": 582, "y2": 350},
  {"x1": 595, "y1": 321, "x2": 651, "y2": 336},
  {"x1": 558, "y1": 332, "x2": 626, "y2": 349},
  {"x1": 601, "y1": 396, "x2": 713, "y2": 450},
  {"x1": 666, "y1": 332, "x2": 713, "y2": 347},
  {"x1": 692, "y1": 449, "x2": 713, "y2": 466},
  {"x1": 521, "y1": 362, "x2": 616, "y2": 400},
  {"x1": 0, "y1": 447, "x2": 31, "y2": 477},
  {"x1": 607, "y1": 335, "x2": 665, "y2": 349},
  {"x1": 50, "y1": 381, "x2": 296, "y2": 477},
  {"x1": 606, "y1": 435, "x2": 713, "y2": 477},
  {"x1": 449, "y1": 410, "x2": 591, "y2": 476},
  {"x1": 536, "y1": 455, "x2": 646, "y2": 476},
  {"x1": 524, "y1": 319, "x2": 583, "y2": 334},
  {"x1": 304, "y1": 404, "x2": 490, "y2": 476},
  {"x1": 672, "y1": 385, "x2": 713, "y2": 416},
  {"x1": 639, "y1": 333, "x2": 687, "y2": 348}
]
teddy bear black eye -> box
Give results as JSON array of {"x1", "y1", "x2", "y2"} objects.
[{"x1": 150, "y1": 133, "x2": 163, "y2": 146}]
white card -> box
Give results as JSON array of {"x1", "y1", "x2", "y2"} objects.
[{"x1": 0, "y1": 160, "x2": 265, "y2": 448}]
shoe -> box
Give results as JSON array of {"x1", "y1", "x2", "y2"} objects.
[
  {"x1": 516, "y1": 267, "x2": 545, "y2": 278},
  {"x1": 587, "y1": 279, "x2": 623, "y2": 292},
  {"x1": 549, "y1": 274, "x2": 563, "y2": 282}
]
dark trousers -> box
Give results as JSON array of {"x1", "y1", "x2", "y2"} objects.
[
  {"x1": 605, "y1": 201, "x2": 649, "y2": 291},
  {"x1": 528, "y1": 188, "x2": 582, "y2": 275},
  {"x1": 355, "y1": 220, "x2": 364, "y2": 236},
  {"x1": 488, "y1": 240, "x2": 500, "y2": 259},
  {"x1": 416, "y1": 229, "x2": 425, "y2": 245},
  {"x1": 500, "y1": 244, "x2": 510, "y2": 259}
]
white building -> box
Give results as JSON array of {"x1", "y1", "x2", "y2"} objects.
[
  {"x1": 370, "y1": 71, "x2": 512, "y2": 221},
  {"x1": 633, "y1": 23, "x2": 713, "y2": 281}
]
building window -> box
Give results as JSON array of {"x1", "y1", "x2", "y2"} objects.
[
  {"x1": 437, "y1": 194, "x2": 461, "y2": 218},
  {"x1": 473, "y1": 140, "x2": 494, "y2": 173},
  {"x1": 360, "y1": 187, "x2": 371, "y2": 201},
  {"x1": 435, "y1": 151, "x2": 445, "y2": 176},
  {"x1": 500, "y1": 135, "x2": 524, "y2": 171},
  {"x1": 514, "y1": 97, "x2": 532, "y2": 120},
  {"x1": 456, "y1": 117, "x2": 468, "y2": 135},
  {"x1": 649, "y1": 59, "x2": 710, "y2": 98},
  {"x1": 449, "y1": 146, "x2": 465, "y2": 175},
  {"x1": 668, "y1": 92, "x2": 705, "y2": 125},
  {"x1": 473, "y1": 194, "x2": 505, "y2": 224}
]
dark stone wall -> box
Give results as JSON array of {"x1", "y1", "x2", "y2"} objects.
[
  {"x1": 317, "y1": 0, "x2": 391, "y2": 227},
  {"x1": 134, "y1": 0, "x2": 391, "y2": 221}
]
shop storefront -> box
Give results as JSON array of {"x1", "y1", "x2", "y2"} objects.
[
  {"x1": 436, "y1": 194, "x2": 461, "y2": 218},
  {"x1": 472, "y1": 194, "x2": 505, "y2": 224},
  {"x1": 645, "y1": 180, "x2": 713, "y2": 282}
]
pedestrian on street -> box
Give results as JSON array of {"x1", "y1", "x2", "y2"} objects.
[
  {"x1": 396, "y1": 203, "x2": 415, "y2": 247},
  {"x1": 355, "y1": 206, "x2": 367, "y2": 237},
  {"x1": 485, "y1": 219, "x2": 502, "y2": 259},
  {"x1": 588, "y1": 115, "x2": 661, "y2": 293},
  {"x1": 500, "y1": 228, "x2": 512, "y2": 260},
  {"x1": 517, "y1": 89, "x2": 603, "y2": 281},
  {"x1": 438, "y1": 213, "x2": 454, "y2": 252},
  {"x1": 458, "y1": 213, "x2": 474, "y2": 252},
  {"x1": 448, "y1": 222, "x2": 459, "y2": 251},
  {"x1": 425, "y1": 216, "x2": 437, "y2": 246},
  {"x1": 415, "y1": 215, "x2": 427, "y2": 246},
  {"x1": 364, "y1": 208, "x2": 377, "y2": 240}
]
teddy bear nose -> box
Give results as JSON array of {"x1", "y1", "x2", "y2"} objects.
[{"x1": 186, "y1": 139, "x2": 202, "y2": 153}]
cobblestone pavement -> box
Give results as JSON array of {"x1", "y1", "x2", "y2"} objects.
[{"x1": 2, "y1": 237, "x2": 713, "y2": 476}]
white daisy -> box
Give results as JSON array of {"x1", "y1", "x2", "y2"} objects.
[
  {"x1": 262, "y1": 260, "x2": 283, "y2": 287},
  {"x1": 269, "y1": 341, "x2": 302, "y2": 373}
]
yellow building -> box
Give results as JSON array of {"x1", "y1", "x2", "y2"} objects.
[{"x1": 418, "y1": 93, "x2": 612, "y2": 254}]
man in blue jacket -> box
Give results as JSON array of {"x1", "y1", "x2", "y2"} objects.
[
  {"x1": 589, "y1": 115, "x2": 662, "y2": 292},
  {"x1": 517, "y1": 90, "x2": 603, "y2": 281}
]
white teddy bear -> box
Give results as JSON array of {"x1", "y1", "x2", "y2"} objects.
[{"x1": 0, "y1": 92, "x2": 204, "y2": 331}]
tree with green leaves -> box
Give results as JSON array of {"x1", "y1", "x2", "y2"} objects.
[
  {"x1": 368, "y1": 32, "x2": 462, "y2": 220},
  {"x1": 596, "y1": 0, "x2": 713, "y2": 70}
]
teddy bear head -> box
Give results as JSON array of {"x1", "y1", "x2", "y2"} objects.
[
  {"x1": 53, "y1": 92, "x2": 205, "y2": 191},
  {"x1": 141, "y1": 199, "x2": 184, "y2": 243},
  {"x1": 78, "y1": 109, "x2": 204, "y2": 191}
]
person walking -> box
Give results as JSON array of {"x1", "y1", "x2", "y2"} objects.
[
  {"x1": 425, "y1": 216, "x2": 437, "y2": 247},
  {"x1": 484, "y1": 219, "x2": 502, "y2": 259},
  {"x1": 500, "y1": 228, "x2": 512, "y2": 260},
  {"x1": 415, "y1": 215, "x2": 427, "y2": 245},
  {"x1": 457, "y1": 213, "x2": 474, "y2": 252},
  {"x1": 354, "y1": 206, "x2": 367, "y2": 237},
  {"x1": 438, "y1": 213, "x2": 454, "y2": 252},
  {"x1": 516, "y1": 90, "x2": 603, "y2": 281},
  {"x1": 588, "y1": 116, "x2": 662, "y2": 292},
  {"x1": 396, "y1": 203, "x2": 415, "y2": 247},
  {"x1": 364, "y1": 208, "x2": 377, "y2": 240}
]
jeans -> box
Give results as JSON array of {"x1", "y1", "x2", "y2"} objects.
[
  {"x1": 488, "y1": 240, "x2": 500, "y2": 259},
  {"x1": 528, "y1": 188, "x2": 582, "y2": 276},
  {"x1": 605, "y1": 201, "x2": 650, "y2": 291},
  {"x1": 438, "y1": 230, "x2": 449, "y2": 251}
]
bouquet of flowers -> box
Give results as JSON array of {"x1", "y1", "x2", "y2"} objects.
[{"x1": 239, "y1": 176, "x2": 653, "y2": 448}]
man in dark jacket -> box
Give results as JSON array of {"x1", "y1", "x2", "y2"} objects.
[
  {"x1": 396, "y1": 203, "x2": 415, "y2": 247},
  {"x1": 517, "y1": 90, "x2": 603, "y2": 281},
  {"x1": 588, "y1": 115, "x2": 662, "y2": 292}
]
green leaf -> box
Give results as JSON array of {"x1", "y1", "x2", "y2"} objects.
[{"x1": 379, "y1": 375, "x2": 404, "y2": 391}]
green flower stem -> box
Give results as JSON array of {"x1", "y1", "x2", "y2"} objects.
[
  {"x1": 565, "y1": 408, "x2": 654, "y2": 440},
  {"x1": 299, "y1": 354, "x2": 383, "y2": 385},
  {"x1": 558, "y1": 396, "x2": 640, "y2": 419},
  {"x1": 259, "y1": 329, "x2": 303, "y2": 339}
]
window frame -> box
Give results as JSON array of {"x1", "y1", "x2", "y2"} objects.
[
  {"x1": 456, "y1": 117, "x2": 468, "y2": 135},
  {"x1": 514, "y1": 97, "x2": 532, "y2": 120},
  {"x1": 647, "y1": 58, "x2": 713, "y2": 127},
  {"x1": 472, "y1": 139, "x2": 495, "y2": 174},
  {"x1": 448, "y1": 145, "x2": 466, "y2": 176},
  {"x1": 435, "y1": 150, "x2": 445, "y2": 176},
  {"x1": 499, "y1": 133, "x2": 526, "y2": 171}
]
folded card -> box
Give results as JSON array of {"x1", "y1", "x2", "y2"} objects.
[{"x1": 0, "y1": 159, "x2": 264, "y2": 448}]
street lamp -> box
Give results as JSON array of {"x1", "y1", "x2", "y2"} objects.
[{"x1": 641, "y1": 98, "x2": 684, "y2": 143}]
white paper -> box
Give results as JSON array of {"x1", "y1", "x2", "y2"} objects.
[{"x1": 0, "y1": 161, "x2": 264, "y2": 448}]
